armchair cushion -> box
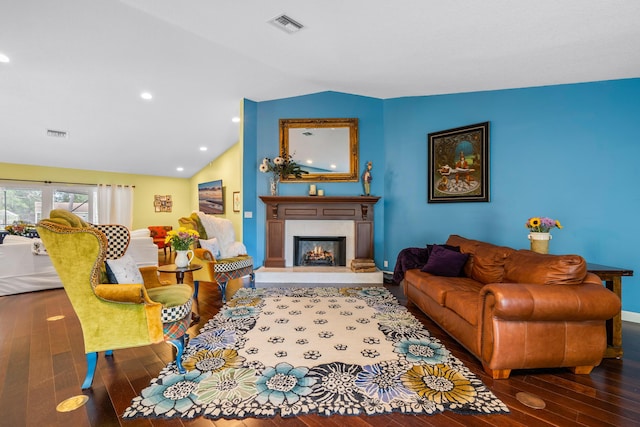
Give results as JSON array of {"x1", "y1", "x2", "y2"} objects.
[
  {"x1": 147, "y1": 285, "x2": 193, "y2": 322},
  {"x1": 105, "y1": 254, "x2": 144, "y2": 284},
  {"x1": 199, "y1": 237, "x2": 221, "y2": 258}
]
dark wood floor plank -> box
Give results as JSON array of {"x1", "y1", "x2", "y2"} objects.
[{"x1": 2, "y1": 266, "x2": 640, "y2": 426}]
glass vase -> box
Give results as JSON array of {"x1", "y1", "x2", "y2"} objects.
[{"x1": 269, "y1": 176, "x2": 279, "y2": 196}]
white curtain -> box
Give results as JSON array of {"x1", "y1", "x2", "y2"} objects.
[{"x1": 97, "y1": 184, "x2": 134, "y2": 229}]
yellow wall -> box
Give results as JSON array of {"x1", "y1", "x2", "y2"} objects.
[
  {"x1": 0, "y1": 162, "x2": 190, "y2": 230},
  {"x1": 189, "y1": 141, "x2": 243, "y2": 240},
  {"x1": 1, "y1": 138, "x2": 244, "y2": 236}
]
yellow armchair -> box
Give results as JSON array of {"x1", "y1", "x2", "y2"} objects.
[
  {"x1": 179, "y1": 213, "x2": 255, "y2": 302},
  {"x1": 37, "y1": 210, "x2": 193, "y2": 389}
]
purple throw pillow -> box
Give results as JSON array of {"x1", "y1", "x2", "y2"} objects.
[{"x1": 421, "y1": 245, "x2": 469, "y2": 277}]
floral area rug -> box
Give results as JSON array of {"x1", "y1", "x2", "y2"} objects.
[{"x1": 123, "y1": 287, "x2": 509, "y2": 420}]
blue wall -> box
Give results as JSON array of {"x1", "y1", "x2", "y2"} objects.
[
  {"x1": 243, "y1": 79, "x2": 640, "y2": 314},
  {"x1": 243, "y1": 92, "x2": 385, "y2": 267}
]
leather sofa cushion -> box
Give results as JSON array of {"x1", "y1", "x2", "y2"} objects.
[
  {"x1": 444, "y1": 290, "x2": 480, "y2": 326},
  {"x1": 446, "y1": 235, "x2": 514, "y2": 284},
  {"x1": 504, "y1": 250, "x2": 587, "y2": 285},
  {"x1": 405, "y1": 269, "x2": 482, "y2": 306}
]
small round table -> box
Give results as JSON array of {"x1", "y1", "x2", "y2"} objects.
[{"x1": 157, "y1": 264, "x2": 203, "y2": 284}]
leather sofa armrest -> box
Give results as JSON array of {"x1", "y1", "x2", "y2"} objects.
[{"x1": 480, "y1": 282, "x2": 621, "y2": 322}]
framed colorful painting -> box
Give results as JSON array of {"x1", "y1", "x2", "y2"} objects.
[
  {"x1": 198, "y1": 180, "x2": 224, "y2": 214},
  {"x1": 427, "y1": 122, "x2": 490, "y2": 203}
]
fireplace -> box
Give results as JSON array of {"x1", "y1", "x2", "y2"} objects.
[
  {"x1": 294, "y1": 236, "x2": 346, "y2": 267},
  {"x1": 259, "y1": 196, "x2": 380, "y2": 268}
]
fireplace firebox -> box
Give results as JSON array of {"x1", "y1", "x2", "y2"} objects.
[{"x1": 294, "y1": 236, "x2": 346, "y2": 267}]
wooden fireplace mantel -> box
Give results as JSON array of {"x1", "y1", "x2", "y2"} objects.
[{"x1": 259, "y1": 196, "x2": 380, "y2": 268}]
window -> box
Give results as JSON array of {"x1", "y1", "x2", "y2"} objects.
[{"x1": 0, "y1": 181, "x2": 98, "y2": 229}]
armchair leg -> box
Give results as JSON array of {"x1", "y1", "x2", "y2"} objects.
[
  {"x1": 168, "y1": 335, "x2": 186, "y2": 374},
  {"x1": 249, "y1": 272, "x2": 255, "y2": 289},
  {"x1": 105, "y1": 350, "x2": 113, "y2": 356},
  {"x1": 193, "y1": 280, "x2": 200, "y2": 299},
  {"x1": 82, "y1": 352, "x2": 98, "y2": 389},
  {"x1": 218, "y1": 279, "x2": 229, "y2": 304}
]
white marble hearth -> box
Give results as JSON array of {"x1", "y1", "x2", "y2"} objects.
[{"x1": 255, "y1": 266, "x2": 383, "y2": 284}]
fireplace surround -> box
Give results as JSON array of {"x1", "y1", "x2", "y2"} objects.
[{"x1": 259, "y1": 196, "x2": 380, "y2": 268}]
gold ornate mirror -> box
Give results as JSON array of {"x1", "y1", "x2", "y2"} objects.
[{"x1": 280, "y1": 118, "x2": 359, "y2": 182}]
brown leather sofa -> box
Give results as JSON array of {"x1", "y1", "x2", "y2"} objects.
[{"x1": 403, "y1": 234, "x2": 620, "y2": 379}]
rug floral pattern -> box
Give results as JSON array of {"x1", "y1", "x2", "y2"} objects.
[{"x1": 123, "y1": 287, "x2": 509, "y2": 419}]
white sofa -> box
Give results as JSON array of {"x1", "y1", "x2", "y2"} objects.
[{"x1": 0, "y1": 230, "x2": 158, "y2": 296}]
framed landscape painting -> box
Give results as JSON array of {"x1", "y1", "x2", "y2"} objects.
[
  {"x1": 198, "y1": 180, "x2": 224, "y2": 214},
  {"x1": 427, "y1": 122, "x2": 490, "y2": 203}
]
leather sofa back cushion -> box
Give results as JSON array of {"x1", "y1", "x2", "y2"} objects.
[
  {"x1": 504, "y1": 250, "x2": 587, "y2": 285},
  {"x1": 446, "y1": 235, "x2": 514, "y2": 284}
]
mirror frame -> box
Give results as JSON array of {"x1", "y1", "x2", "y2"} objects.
[{"x1": 279, "y1": 118, "x2": 359, "y2": 182}]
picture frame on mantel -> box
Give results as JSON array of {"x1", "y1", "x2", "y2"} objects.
[{"x1": 427, "y1": 122, "x2": 490, "y2": 203}]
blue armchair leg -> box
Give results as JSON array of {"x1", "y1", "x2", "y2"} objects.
[
  {"x1": 193, "y1": 280, "x2": 200, "y2": 299},
  {"x1": 168, "y1": 336, "x2": 186, "y2": 374},
  {"x1": 218, "y1": 279, "x2": 228, "y2": 303},
  {"x1": 105, "y1": 350, "x2": 113, "y2": 356},
  {"x1": 249, "y1": 272, "x2": 256, "y2": 289},
  {"x1": 82, "y1": 352, "x2": 98, "y2": 389}
]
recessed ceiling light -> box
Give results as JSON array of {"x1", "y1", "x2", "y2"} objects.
[
  {"x1": 232, "y1": 117, "x2": 240, "y2": 123},
  {"x1": 199, "y1": 146, "x2": 207, "y2": 151},
  {"x1": 140, "y1": 92, "x2": 153, "y2": 100},
  {"x1": 176, "y1": 167, "x2": 184, "y2": 172},
  {"x1": 0, "y1": 53, "x2": 10, "y2": 63},
  {"x1": 330, "y1": 164, "x2": 337, "y2": 169}
]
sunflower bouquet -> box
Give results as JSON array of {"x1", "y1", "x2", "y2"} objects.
[{"x1": 526, "y1": 217, "x2": 563, "y2": 233}]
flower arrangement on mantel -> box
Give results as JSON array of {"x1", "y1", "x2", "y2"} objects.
[
  {"x1": 259, "y1": 153, "x2": 308, "y2": 179},
  {"x1": 526, "y1": 217, "x2": 563, "y2": 233},
  {"x1": 164, "y1": 227, "x2": 199, "y2": 251},
  {"x1": 5, "y1": 220, "x2": 37, "y2": 236}
]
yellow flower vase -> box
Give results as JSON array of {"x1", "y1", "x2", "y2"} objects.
[{"x1": 528, "y1": 232, "x2": 551, "y2": 254}]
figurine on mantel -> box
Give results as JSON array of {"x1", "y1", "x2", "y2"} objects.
[{"x1": 362, "y1": 161, "x2": 373, "y2": 196}]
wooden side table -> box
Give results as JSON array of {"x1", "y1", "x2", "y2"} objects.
[
  {"x1": 587, "y1": 263, "x2": 634, "y2": 358},
  {"x1": 157, "y1": 263, "x2": 202, "y2": 284}
]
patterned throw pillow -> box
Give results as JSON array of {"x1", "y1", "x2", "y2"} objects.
[{"x1": 105, "y1": 254, "x2": 143, "y2": 284}]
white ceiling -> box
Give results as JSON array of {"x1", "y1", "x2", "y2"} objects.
[{"x1": 1, "y1": 0, "x2": 639, "y2": 178}]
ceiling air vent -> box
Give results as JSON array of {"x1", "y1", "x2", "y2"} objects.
[
  {"x1": 46, "y1": 129, "x2": 68, "y2": 138},
  {"x1": 268, "y1": 14, "x2": 304, "y2": 34}
]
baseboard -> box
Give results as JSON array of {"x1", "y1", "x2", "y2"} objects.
[{"x1": 622, "y1": 310, "x2": 640, "y2": 324}]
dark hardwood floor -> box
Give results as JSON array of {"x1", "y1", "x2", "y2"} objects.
[{"x1": 1, "y1": 257, "x2": 640, "y2": 426}]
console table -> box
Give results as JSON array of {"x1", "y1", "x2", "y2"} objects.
[
  {"x1": 587, "y1": 263, "x2": 634, "y2": 358},
  {"x1": 259, "y1": 196, "x2": 380, "y2": 268}
]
